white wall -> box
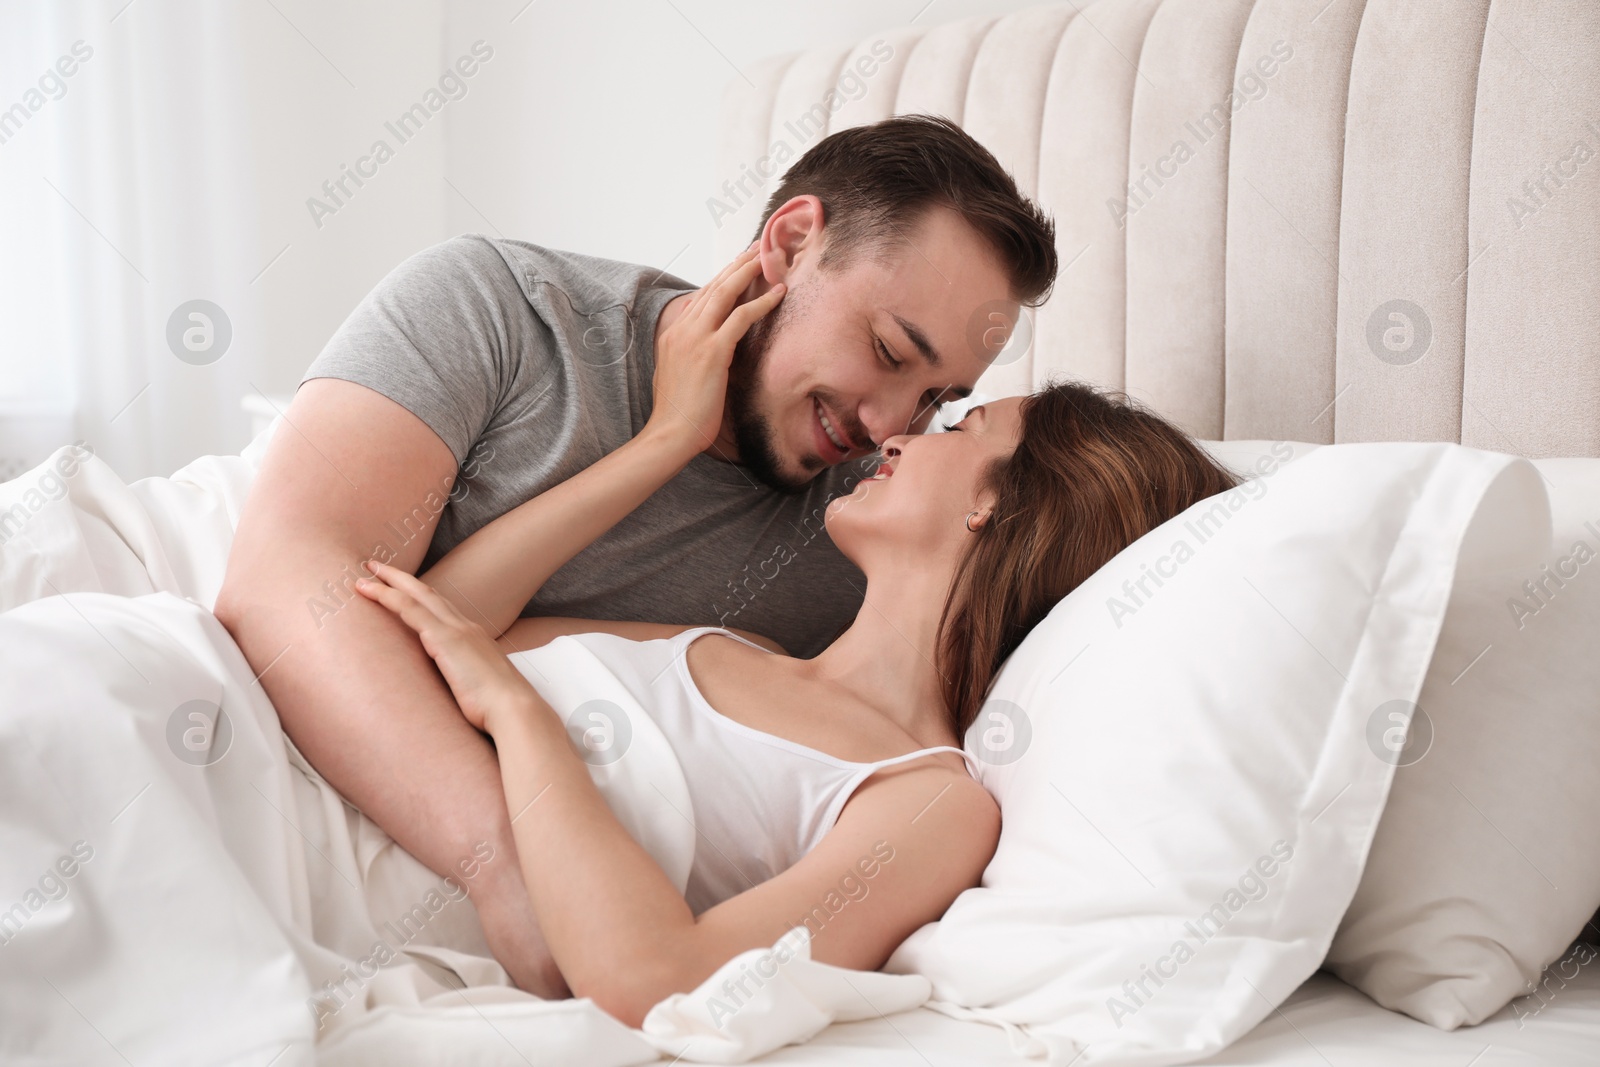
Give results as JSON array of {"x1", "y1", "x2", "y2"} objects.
[
  {"x1": 0, "y1": 0, "x2": 450, "y2": 479},
  {"x1": 442, "y1": 0, "x2": 1042, "y2": 284},
  {"x1": 0, "y1": 0, "x2": 1042, "y2": 480}
]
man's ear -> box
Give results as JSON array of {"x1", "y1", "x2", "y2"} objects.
[{"x1": 758, "y1": 195, "x2": 824, "y2": 287}]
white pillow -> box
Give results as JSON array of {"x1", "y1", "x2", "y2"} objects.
[
  {"x1": 1319, "y1": 452, "x2": 1600, "y2": 1028},
  {"x1": 1207, "y1": 443, "x2": 1600, "y2": 1029},
  {"x1": 887, "y1": 442, "x2": 1546, "y2": 1064}
]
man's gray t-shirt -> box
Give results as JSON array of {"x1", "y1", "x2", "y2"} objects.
[{"x1": 301, "y1": 234, "x2": 868, "y2": 657}]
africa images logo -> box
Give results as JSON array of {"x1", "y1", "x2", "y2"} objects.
[{"x1": 305, "y1": 41, "x2": 495, "y2": 229}]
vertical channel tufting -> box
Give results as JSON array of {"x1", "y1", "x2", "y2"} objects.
[
  {"x1": 1333, "y1": 0, "x2": 1492, "y2": 444},
  {"x1": 830, "y1": 28, "x2": 927, "y2": 134},
  {"x1": 764, "y1": 44, "x2": 855, "y2": 176},
  {"x1": 1033, "y1": 0, "x2": 1166, "y2": 395},
  {"x1": 711, "y1": 2, "x2": 1600, "y2": 455},
  {"x1": 896, "y1": 16, "x2": 1000, "y2": 132},
  {"x1": 1122, "y1": 0, "x2": 1258, "y2": 440},
  {"x1": 963, "y1": 4, "x2": 1078, "y2": 399},
  {"x1": 961, "y1": 5, "x2": 1078, "y2": 205},
  {"x1": 707, "y1": 45, "x2": 854, "y2": 261},
  {"x1": 1222, "y1": 0, "x2": 1368, "y2": 443},
  {"x1": 714, "y1": 53, "x2": 798, "y2": 263},
  {"x1": 1463, "y1": 0, "x2": 1600, "y2": 457}
]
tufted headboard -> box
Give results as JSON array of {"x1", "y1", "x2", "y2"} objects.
[{"x1": 713, "y1": 0, "x2": 1600, "y2": 457}]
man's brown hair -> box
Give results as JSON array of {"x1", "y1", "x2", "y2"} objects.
[{"x1": 755, "y1": 114, "x2": 1059, "y2": 306}]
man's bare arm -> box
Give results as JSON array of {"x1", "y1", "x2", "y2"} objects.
[{"x1": 212, "y1": 377, "x2": 563, "y2": 996}]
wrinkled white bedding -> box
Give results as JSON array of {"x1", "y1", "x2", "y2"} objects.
[
  {"x1": 727, "y1": 963, "x2": 1600, "y2": 1066},
  {"x1": 10, "y1": 433, "x2": 1597, "y2": 1067},
  {"x1": 0, "y1": 435, "x2": 929, "y2": 1066}
]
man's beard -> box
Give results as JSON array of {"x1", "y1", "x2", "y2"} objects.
[{"x1": 725, "y1": 287, "x2": 818, "y2": 495}]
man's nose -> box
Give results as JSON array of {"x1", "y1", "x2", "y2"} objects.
[{"x1": 862, "y1": 395, "x2": 931, "y2": 448}]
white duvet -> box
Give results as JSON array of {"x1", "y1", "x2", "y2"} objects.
[{"x1": 0, "y1": 434, "x2": 929, "y2": 1067}]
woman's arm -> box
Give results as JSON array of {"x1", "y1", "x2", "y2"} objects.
[
  {"x1": 420, "y1": 423, "x2": 694, "y2": 637},
  {"x1": 492, "y1": 700, "x2": 996, "y2": 1026},
  {"x1": 356, "y1": 562, "x2": 1000, "y2": 1028},
  {"x1": 417, "y1": 247, "x2": 784, "y2": 638}
]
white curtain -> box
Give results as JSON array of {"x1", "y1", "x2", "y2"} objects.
[
  {"x1": 0, "y1": 6, "x2": 86, "y2": 480},
  {"x1": 1, "y1": 0, "x2": 449, "y2": 482},
  {"x1": 1, "y1": 3, "x2": 265, "y2": 480}
]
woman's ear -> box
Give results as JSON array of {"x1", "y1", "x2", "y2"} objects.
[
  {"x1": 758, "y1": 195, "x2": 824, "y2": 287},
  {"x1": 967, "y1": 479, "x2": 1005, "y2": 530}
]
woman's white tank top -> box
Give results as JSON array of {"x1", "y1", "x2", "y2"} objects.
[{"x1": 568, "y1": 626, "x2": 981, "y2": 915}]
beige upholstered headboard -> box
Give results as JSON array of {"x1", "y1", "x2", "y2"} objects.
[{"x1": 714, "y1": 0, "x2": 1600, "y2": 457}]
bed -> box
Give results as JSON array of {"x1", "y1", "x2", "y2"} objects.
[
  {"x1": 754, "y1": 964, "x2": 1600, "y2": 1064},
  {"x1": 4, "y1": 0, "x2": 1598, "y2": 1064},
  {"x1": 3, "y1": 431, "x2": 1594, "y2": 1067}
]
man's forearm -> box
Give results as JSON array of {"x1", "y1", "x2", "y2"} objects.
[
  {"x1": 230, "y1": 576, "x2": 504, "y2": 872},
  {"x1": 218, "y1": 558, "x2": 562, "y2": 995}
]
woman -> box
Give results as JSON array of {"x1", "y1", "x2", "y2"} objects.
[{"x1": 354, "y1": 247, "x2": 1238, "y2": 1027}]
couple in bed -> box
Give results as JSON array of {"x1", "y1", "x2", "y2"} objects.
[{"x1": 216, "y1": 114, "x2": 1236, "y2": 1027}]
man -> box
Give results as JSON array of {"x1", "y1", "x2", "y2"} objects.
[{"x1": 214, "y1": 114, "x2": 1057, "y2": 996}]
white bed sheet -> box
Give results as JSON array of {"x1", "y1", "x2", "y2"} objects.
[
  {"x1": 0, "y1": 435, "x2": 927, "y2": 1066},
  {"x1": 748, "y1": 966, "x2": 1600, "y2": 1065}
]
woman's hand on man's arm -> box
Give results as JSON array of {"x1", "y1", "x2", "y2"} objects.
[{"x1": 355, "y1": 560, "x2": 540, "y2": 735}]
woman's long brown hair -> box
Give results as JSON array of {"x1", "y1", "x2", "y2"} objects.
[{"x1": 937, "y1": 380, "x2": 1241, "y2": 735}]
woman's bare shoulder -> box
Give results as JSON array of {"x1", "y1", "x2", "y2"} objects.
[{"x1": 851, "y1": 757, "x2": 999, "y2": 839}]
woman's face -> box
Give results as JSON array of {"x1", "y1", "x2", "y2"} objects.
[{"x1": 825, "y1": 396, "x2": 1026, "y2": 564}]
